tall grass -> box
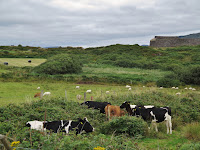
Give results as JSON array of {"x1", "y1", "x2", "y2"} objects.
[{"x1": 183, "y1": 122, "x2": 200, "y2": 141}]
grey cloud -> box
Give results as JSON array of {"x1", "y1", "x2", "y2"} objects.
[{"x1": 0, "y1": 0, "x2": 200, "y2": 47}]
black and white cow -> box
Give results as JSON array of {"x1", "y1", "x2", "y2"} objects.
[
  {"x1": 81, "y1": 101, "x2": 111, "y2": 113},
  {"x1": 26, "y1": 120, "x2": 46, "y2": 131},
  {"x1": 26, "y1": 117, "x2": 94, "y2": 135},
  {"x1": 120, "y1": 101, "x2": 172, "y2": 134},
  {"x1": 120, "y1": 101, "x2": 154, "y2": 116}
]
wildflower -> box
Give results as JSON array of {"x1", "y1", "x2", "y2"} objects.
[
  {"x1": 93, "y1": 146, "x2": 105, "y2": 150},
  {"x1": 11, "y1": 141, "x2": 20, "y2": 147}
]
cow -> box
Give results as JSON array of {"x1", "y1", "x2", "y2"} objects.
[
  {"x1": 105, "y1": 104, "x2": 125, "y2": 121},
  {"x1": 4, "y1": 62, "x2": 8, "y2": 65},
  {"x1": 28, "y1": 60, "x2": 31, "y2": 63},
  {"x1": 26, "y1": 117, "x2": 94, "y2": 135},
  {"x1": 120, "y1": 101, "x2": 172, "y2": 134},
  {"x1": 120, "y1": 101, "x2": 154, "y2": 116},
  {"x1": 81, "y1": 101, "x2": 111, "y2": 113},
  {"x1": 34, "y1": 92, "x2": 41, "y2": 98}
]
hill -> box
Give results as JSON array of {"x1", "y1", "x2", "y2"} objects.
[{"x1": 179, "y1": 32, "x2": 200, "y2": 39}]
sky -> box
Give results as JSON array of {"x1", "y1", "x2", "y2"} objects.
[{"x1": 0, "y1": 0, "x2": 200, "y2": 48}]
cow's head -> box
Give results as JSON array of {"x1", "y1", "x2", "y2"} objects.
[
  {"x1": 81, "y1": 101, "x2": 89, "y2": 105},
  {"x1": 76, "y1": 117, "x2": 94, "y2": 135},
  {"x1": 26, "y1": 122, "x2": 31, "y2": 127},
  {"x1": 120, "y1": 101, "x2": 130, "y2": 109},
  {"x1": 133, "y1": 106, "x2": 143, "y2": 117}
]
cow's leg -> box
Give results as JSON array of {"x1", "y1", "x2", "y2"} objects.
[
  {"x1": 168, "y1": 117, "x2": 172, "y2": 134},
  {"x1": 108, "y1": 107, "x2": 111, "y2": 121},
  {"x1": 166, "y1": 120, "x2": 169, "y2": 134},
  {"x1": 166, "y1": 115, "x2": 172, "y2": 134},
  {"x1": 152, "y1": 122, "x2": 158, "y2": 132}
]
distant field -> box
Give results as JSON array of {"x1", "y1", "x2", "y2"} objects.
[
  {"x1": 0, "y1": 58, "x2": 46, "y2": 67},
  {"x1": 0, "y1": 81, "x2": 199, "y2": 106}
]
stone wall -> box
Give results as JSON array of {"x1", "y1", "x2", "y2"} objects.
[{"x1": 150, "y1": 36, "x2": 200, "y2": 47}]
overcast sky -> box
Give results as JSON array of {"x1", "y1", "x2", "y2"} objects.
[{"x1": 0, "y1": 0, "x2": 200, "y2": 47}]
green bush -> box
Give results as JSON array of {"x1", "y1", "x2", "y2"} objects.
[
  {"x1": 183, "y1": 122, "x2": 200, "y2": 141},
  {"x1": 99, "y1": 116, "x2": 147, "y2": 138},
  {"x1": 156, "y1": 77, "x2": 181, "y2": 88},
  {"x1": 33, "y1": 54, "x2": 82, "y2": 75},
  {"x1": 178, "y1": 66, "x2": 200, "y2": 85}
]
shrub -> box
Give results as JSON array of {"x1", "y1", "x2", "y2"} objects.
[
  {"x1": 182, "y1": 122, "x2": 200, "y2": 141},
  {"x1": 178, "y1": 66, "x2": 200, "y2": 85},
  {"x1": 99, "y1": 116, "x2": 147, "y2": 138},
  {"x1": 156, "y1": 77, "x2": 181, "y2": 88},
  {"x1": 33, "y1": 54, "x2": 82, "y2": 75}
]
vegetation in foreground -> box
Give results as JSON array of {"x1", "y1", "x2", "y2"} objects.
[
  {"x1": 0, "y1": 44, "x2": 200, "y2": 149},
  {"x1": 0, "y1": 89, "x2": 200, "y2": 149}
]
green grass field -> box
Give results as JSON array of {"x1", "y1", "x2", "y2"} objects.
[
  {"x1": 0, "y1": 58, "x2": 46, "y2": 67},
  {"x1": 0, "y1": 81, "x2": 199, "y2": 106}
]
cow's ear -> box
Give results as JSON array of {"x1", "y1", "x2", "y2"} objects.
[{"x1": 83, "y1": 117, "x2": 88, "y2": 122}]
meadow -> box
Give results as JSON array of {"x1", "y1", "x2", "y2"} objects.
[{"x1": 0, "y1": 45, "x2": 200, "y2": 149}]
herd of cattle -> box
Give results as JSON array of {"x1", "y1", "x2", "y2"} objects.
[{"x1": 26, "y1": 101, "x2": 172, "y2": 135}]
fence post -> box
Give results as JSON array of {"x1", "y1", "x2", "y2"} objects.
[
  {"x1": 84, "y1": 92, "x2": 86, "y2": 102},
  {"x1": 40, "y1": 90, "x2": 43, "y2": 100},
  {"x1": 65, "y1": 90, "x2": 67, "y2": 101},
  {"x1": 0, "y1": 134, "x2": 12, "y2": 150}
]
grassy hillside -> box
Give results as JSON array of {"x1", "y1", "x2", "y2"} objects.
[
  {"x1": 0, "y1": 44, "x2": 200, "y2": 149},
  {"x1": 1, "y1": 44, "x2": 200, "y2": 86}
]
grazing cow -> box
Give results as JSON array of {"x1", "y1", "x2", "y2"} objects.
[
  {"x1": 120, "y1": 101, "x2": 154, "y2": 116},
  {"x1": 120, "y1": 101, "x2": 172, "y2": 134},
  {"x1": 34, "y1": 92, "x2": 41, "y2": 98},
  {"x1": 134, "y1": 106, "x2": 172, "y2": 134},
  {"x1": 26, "y1": 120, "x2": 46, "y2": 131},
  {"x1": 105, "y1": 104, "x2": 125, "y2": 121},
  {"x1": 26, "y1": 118, "x2": 94, "y2": 135},
  {"x1": 43, "y1": 117, "x2": 94, "y2": 135},
  {"x1": 81, "y1": 101, "x2": 111, "y2": 113}
]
